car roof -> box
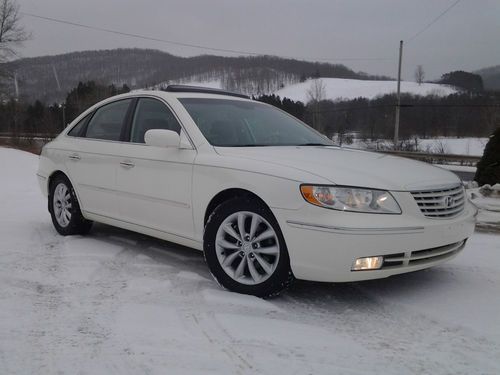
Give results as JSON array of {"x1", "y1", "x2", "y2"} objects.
[
  {"x1": 163, "y1": 85, "x2": 250, "y2": 99},
  {"x1": 121, "y1": 86, "x2": 252, "y2": 102}
]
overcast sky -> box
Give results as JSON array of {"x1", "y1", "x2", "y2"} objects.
[{"x1": 16, "y1": 0, "x2": 500, "y2": 80}]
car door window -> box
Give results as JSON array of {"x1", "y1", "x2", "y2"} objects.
[
  {"x1": 85, "y1": 99, "x2": 132, "y2": 141},
  {"x1": 68, "y1": 113, "x2": 92, "y2": 137},
  {"x1": 130, "y1": 98, "x2": 181, "y2": 143}
]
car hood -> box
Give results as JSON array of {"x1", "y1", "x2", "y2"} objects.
[{"x1": 214, "y1": 146, "x2": 460, "y2": 191}]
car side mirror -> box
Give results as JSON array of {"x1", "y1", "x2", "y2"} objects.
[{"x1": 144, "y1": 129, "x2": 180, "y2": 148}]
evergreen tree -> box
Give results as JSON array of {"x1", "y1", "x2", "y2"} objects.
[{"x1": 475, "y1": 127, "x2": 500, "y2": 185}]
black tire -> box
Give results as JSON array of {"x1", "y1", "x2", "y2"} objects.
[
  {"x1": 49, "y1": 174, "x2": 93, "y2": 236},
  {"x1": 204, "y1": 197, "x2": 294, "y2": 298}
]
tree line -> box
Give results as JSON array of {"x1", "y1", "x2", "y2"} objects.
[
  {"x1": 255, "y1": 91, "x2": 500, "y2": 142},
  {"x1": 0, "y1": 81, "x2": 130, "y2": 140}
]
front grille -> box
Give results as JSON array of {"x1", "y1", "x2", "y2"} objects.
[
  {"x1": 411, "y1": 184, "x2": 465, "y2": 218},
  {"x1": 382, "y1": 240, "x2": 466, "y2": 269}
]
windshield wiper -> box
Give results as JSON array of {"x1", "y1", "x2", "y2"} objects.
[
  {"x1": 296, "y1": 143, "x2": 331, "y2": 146},
  {"x1": 219, "y1": 144, "x2": 270, "y2": 147}
]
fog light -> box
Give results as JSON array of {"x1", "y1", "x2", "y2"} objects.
[{"x1": 352, "y1": 256, "x2": 383, "y2": 271}]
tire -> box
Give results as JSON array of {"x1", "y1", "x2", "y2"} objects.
[
  {"x1": 49, "y1": 174, "x2": 93, "y2": 236},
  {"x1": 204, "y1": 197, "x2": 294, "y2": 298}
]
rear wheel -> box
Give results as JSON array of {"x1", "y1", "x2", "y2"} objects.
[
  {"x1": 204, "y1": 197, "x2": 294, "y2": 298},
  {"x1": 49, "y1": 175, "x2": 93, "y2": 236}
]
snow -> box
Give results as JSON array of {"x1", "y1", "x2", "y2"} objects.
[
  {"x1": 1, "y1": 147, "x2": 500, "y2": 374},
  {"x1": 274, "y1": 78, "x2": 458, "y2": 103},
  {"x1": 417, "y1": 137, "x2": 488, "y2": 156},
  {"x1": 436, "y1": 164, "x2": 477, "y2": 173},
  {"x1": 469, "y1": 185, "x2": 500, "y2": 232}
]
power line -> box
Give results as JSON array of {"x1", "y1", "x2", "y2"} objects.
[
  {"x1": 21, "y1": 12, "x2": 391, "y2": 63},
  {"x1": 406, "y1": 0, "x2": 462, "y2": 43}
]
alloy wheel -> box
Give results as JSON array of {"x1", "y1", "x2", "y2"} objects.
[
  {"x1": 215, "y1": 211, "x2": 280, "y2": 285},
  {"x1": 53, "y1": 183, "x2": 72, "y2": 228}
]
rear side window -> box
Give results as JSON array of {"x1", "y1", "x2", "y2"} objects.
[
  {"x1": 130, "y1": 98, "x2": 181, "y2": 143},
  {"x1": 85, "y1": 99, "x2": 132, "y2": 141},
  {"x1": 67, "y1": 113, "x2": 91, "y2": 137}
]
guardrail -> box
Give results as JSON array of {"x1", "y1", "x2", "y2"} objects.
[
  {"x1": 0, "y1": 133, "x2": 58, "y2": 140},
  {"x1": 375, "y1": 150, "x2": 481, "y2": 165}
]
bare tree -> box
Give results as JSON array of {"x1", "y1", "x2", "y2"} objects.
[
  {"x1": 307, "y1": 79, "x2": 326, "y2": 133},
  {"x1": 0, "y1": 0, "x2": 29, "y2": 62},
  {"x1": 307, "y1": 78, "x2": 326, "y2": 103},
  {"x1": 414, "y1": 65, "x2": 425, "y2": 85}
]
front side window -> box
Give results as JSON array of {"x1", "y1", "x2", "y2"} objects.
[
  {"x1": 130, "y1": 98, "x2": 181, "y2": 143},
  {"x1": 178, "y1": 98, "x2": 331, "y2": 147},
  {"x1": 85, "y1": 99, "x2": 132, "y2": 141}
]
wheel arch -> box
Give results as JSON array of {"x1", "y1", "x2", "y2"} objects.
[
  {"x1": 46, "y1": 170, "x2": 83, "y2": 213},
  {"x1": 203, "y1": 188, "x2": 271, "y2": 227},
  {"x1": 47, "y1": 170, "x2": 68, "y2": 189}
]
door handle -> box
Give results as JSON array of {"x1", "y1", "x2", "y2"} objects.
[
  {"x1": 120, "y1": 160, "x2": 135, "y2": 169},
  {"x1": 68, "y1": 153, "x2": 81, "y2": 161}
]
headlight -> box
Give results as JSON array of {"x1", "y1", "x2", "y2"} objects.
[{"x1": 300, "y1": 185, "x2": 401, "y2": 214}]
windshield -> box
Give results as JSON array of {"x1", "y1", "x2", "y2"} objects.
[{"x1": 178, "y1": 98, "x2": 332, "y2": 147}]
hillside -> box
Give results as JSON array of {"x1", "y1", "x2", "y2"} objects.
[
  {"x1": 0, "y1": 48, "x2": 389, "y2": 103},
  {"x1": 273, "y1": 78, "x2": 457, "y2": 103},
  {"x1": 476, "y1": 65, "x2": 500, "y2": 90}
]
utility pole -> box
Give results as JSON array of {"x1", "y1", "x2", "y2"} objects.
[{"x1": 394, "y1": 40, "x2": 403, "y2": 149}]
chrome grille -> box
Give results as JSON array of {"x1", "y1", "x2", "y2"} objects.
[{"x1": 411, "y1": 184, "x2": 465, "y2": 218}]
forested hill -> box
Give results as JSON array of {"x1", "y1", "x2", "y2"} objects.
[{"x1": 0, "y1": 48, "x2": 389, "y2": 103}]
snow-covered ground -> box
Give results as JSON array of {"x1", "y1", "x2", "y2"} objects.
[
  {"x1": 151, "y1": 77, "x2": 457, "y2": 104},
  {"x1": 1, "y1": 147, "x2": 500, "y2": 375},
  {"x1": 415, "y1": 137, "x2": 487, "y2": 156},
  {"x1": 274, "y1": 78, "x2": 457, "y2": 103}
]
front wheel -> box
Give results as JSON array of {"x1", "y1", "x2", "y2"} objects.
[{"x1": 204, "y1": 197, "x2": 294, "y2": 298}]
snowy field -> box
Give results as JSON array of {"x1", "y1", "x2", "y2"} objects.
[
  {"x1": 1, "y1": 147, "x2": 500, "y2": 375},
  {"x1": 152, "y1": 77, "x2": 457, "y2": 103},
  {"x1": 274, "y1": 78, "x2": 457, "y2": 102},
  {"x1": 349, "y1": 137, "x2": 488, "y2": 156}
]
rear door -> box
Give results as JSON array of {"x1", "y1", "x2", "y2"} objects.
[
  {"x1": 115, "y1": 97, "x2": 196, "y2": 240},
  {"x1": 64, "y1": 98, "x2": 134, "y2": 219}
]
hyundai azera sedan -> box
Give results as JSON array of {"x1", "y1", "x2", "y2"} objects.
[{"x1": 37, "y1": 85, "x2": 476, "y2": 297}]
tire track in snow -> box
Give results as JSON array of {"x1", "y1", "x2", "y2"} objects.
[
  {"x1": 189, "y1": 311, "x2": 255, "y2": 374},
  {"x1": 278, "y1": 280, "x2": 500, "y2": 374}
]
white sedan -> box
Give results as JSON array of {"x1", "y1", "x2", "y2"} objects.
[{"x1": 37, "y1": 86, "x2": 476, "y2": 297}]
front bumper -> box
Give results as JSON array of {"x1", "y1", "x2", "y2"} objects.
[{"x1": 272, "y1": 191, "x2": 476, "y2": 282}]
